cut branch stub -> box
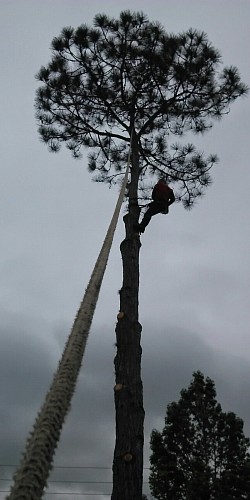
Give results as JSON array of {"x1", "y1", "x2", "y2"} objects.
[
  {"x1": 123, "y1": 453, "x2": 134, "y2": 462},
  {"x1": 117, "y1": 311, "x2": 125, "y2": 319},
  {"x1": 114, "y1": 383, "x2": 124, "y2": 392}
]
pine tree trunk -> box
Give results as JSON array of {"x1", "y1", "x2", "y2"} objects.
[{"x1": 112, "y1": 134, "x2": 144, "y2": 500}]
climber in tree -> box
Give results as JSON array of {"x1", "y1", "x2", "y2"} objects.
[{"x1": 134, "y1": 178, "x2": 175, "y2": 233}]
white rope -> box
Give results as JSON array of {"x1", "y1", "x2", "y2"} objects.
[{"x1": 7, "y1": 138, "x2": 132, "y2": 500}]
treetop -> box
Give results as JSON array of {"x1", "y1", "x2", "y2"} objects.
[
  {"x1": 150, "y1": 371, "x2": 250, "y2": 499},
  {"x1": 35, "y1": 10, "x2": 248, "y2": 207}
]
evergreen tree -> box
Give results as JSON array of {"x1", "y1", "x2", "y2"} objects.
[
  {"x1": 150, "y1": 371, "x2": 250, "y2": 499},
  {"x1": 35, "y1": 11, "x2": 247, "y2": 500}
]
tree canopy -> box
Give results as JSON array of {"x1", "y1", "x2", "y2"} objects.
[
  {"x1": 35, "y1": 10, "x2": 247, "y2": 207},
  {"x1": 149, "y1": 371, "x2": 250, "y2": 499}
]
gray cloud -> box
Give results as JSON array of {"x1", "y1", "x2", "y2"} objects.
[
  {"x1": 1, "y1": 317, "x2": 250, "y2": 498},
  {"x1": 0, "y1": 1, "x2": 249, "y2": 499}
]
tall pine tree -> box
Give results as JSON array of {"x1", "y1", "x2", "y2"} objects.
[
  {"x1": 150, "y1": 371, "x2": 250, "y2": 499},
  {"x1": 35, "y1": 11, "x2": 247, "y2": 499}
]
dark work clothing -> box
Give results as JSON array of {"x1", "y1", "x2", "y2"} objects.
[
  {"x1": 138, "y1": 181, "x2": 175, "y2": 232},
  {"x1": 152, "y1": 182, "x2": 175, "y2": 204}
]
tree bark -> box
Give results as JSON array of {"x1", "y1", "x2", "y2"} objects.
[{"x1": 112, "y1": 133, "x2": 145, "y2": 500}]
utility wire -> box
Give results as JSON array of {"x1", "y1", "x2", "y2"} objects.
[
  {"x1": 1, "y1": 493, "x2": 110, "y2": 496},
  {"x1": 0, "y1": 465, "x2": 150, "y2": 469},
  {"x1": 0, "y1": 479, "x2": 149, "y2": 484}
]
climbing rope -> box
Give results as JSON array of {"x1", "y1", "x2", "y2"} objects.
[{"x1": 7, "y1": 137, "x2": 132, "y2": 500}]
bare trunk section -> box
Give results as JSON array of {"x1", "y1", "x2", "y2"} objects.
[
  {"x1": 7, "y1": 165, "x2": 130, "y2": 500},
  {"x1": 112, "y1": 133, "x2": 144, "y2": 500}
]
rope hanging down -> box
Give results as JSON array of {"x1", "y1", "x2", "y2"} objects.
[{"x1": 7, "y1": 139, "x2": 132, "y2": 500}]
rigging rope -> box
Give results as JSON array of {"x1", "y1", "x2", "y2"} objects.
[{"x1": 7, "y1": 138, "x2": 132, "y2": 500}]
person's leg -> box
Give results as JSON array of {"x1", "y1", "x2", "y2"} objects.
[{"x1": 139, "y1": 202, "x2": 160, "y2": 231}]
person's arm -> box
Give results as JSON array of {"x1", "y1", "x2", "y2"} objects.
[{"x1": 151, "y1": 185, "x2": 158, "y2": 201}]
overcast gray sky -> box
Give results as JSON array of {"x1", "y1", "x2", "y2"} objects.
[{"x1": 0, "y1": 1, "x2": 249, "y2": 498}]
